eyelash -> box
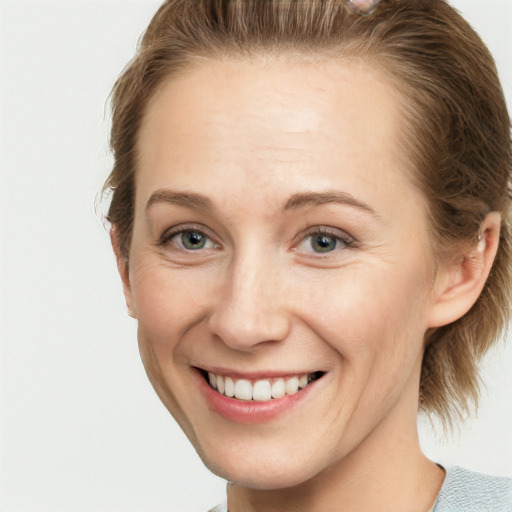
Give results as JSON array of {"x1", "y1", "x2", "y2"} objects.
[{"x1": 157, "y1": 225, "x2": 356, "y2": 255}]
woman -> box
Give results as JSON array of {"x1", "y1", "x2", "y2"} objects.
[{"x1": 104, "y1": 0, "x2": 512, "y2": 510}]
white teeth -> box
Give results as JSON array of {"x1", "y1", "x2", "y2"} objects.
[
  {"x1": 271, "y1": 378, "x2": 285, "y2": 399},
  {"x1": 206, "y1": 371, "x2": 318, "y2": 401},
  {"x1": 285, "y1": 376, "x2": 299, "y2": 395},
  {"x1": 216, "y1": 375, "x2": 225, "y2": 394},
  {"x1": 253, "y1": 380, "x2": 272, "y2": 401},
  {"x1": 224, "y1": 376, "x2": 235, "y2": 397},
  {"x1": 235, "y1": 379, "x2": 253, "y2": 400}
]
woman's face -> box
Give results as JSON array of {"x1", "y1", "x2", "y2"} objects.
[{"x1": 122, "y1": 58, "x2": 443, "y2": 489}]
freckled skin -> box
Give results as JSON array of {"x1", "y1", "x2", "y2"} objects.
[{"x1": 122, "y1": 58, "x2": 453, "y2": 511}]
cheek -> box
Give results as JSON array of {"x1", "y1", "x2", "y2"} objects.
[
  {"x1": 307, "y1": 269, "x2": 429, "y2": 423},
  {"x1": 129, "y1": 262, "x2": 212, "y2": 429},
  {"x1": 298, "y1": 263, "x2": 430, "y2": 367},
  {"x1": 131, "y1": 261, "x2": 215, "y2": 346}
]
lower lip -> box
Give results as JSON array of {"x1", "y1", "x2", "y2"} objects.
[{"x1": 196, "y1": 371, "x2": 320, "y2": 424}]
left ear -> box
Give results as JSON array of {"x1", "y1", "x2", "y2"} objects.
[{"x1": 427, "y1": 212, "x2": 501, "y2": 328}]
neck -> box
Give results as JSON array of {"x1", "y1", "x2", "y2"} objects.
[{"x1": 227, "y1": 368, "x2": 445, "y2": 512}]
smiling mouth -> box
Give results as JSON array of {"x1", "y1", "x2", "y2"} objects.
[{"x1": 199, "y1": 369, "x2": 325, "y2": 402}]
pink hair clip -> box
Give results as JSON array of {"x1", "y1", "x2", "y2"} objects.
[{"x1": 345, "y1": 0, "x2": 381, "y2": 16}]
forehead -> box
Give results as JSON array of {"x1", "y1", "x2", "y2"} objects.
[{"x1": 135, "y1": 56, "x2": 417, "y2": 213}]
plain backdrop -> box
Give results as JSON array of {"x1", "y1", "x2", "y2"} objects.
[{"x1": 1, "y1": 1, "x2": 511, "y2": 511}]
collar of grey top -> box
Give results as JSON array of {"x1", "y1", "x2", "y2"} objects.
[{"x1": 208, "y1": 465, "x2": 512, "y2": 512}]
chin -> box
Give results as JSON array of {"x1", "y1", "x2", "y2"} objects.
[{"x1": 195, "y1": 439, "x2": 326, "y2": 490}]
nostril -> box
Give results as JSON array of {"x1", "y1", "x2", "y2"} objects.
[{"x1": 208, "y1": 305, "x2": 292, "y2": 351}]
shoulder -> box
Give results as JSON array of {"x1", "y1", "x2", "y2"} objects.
[
  {"x1": 434, "y1": 465, "x2": 512, "y2": 512},
  {"x1": 207, "y1": 467, "x2": 512, "y2": 512}
]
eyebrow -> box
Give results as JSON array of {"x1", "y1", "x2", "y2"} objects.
[
  {"x1": 146, "y1": 190, "x2": 213, "y2": 212},
  {"x1": 284, "y1": 190, "x2": 379, "y2": 217},
  {"x1": 146, "y1": 188, "x2": 379, "y2": 218}
]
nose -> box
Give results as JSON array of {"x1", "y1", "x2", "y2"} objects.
[{"x1": 208, "y1": 249, "x2": 291, "y2": 351}]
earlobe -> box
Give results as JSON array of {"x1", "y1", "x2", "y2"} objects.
[
  {"x1": 427, "y1": 212, "x2": 501, "y2": 328},
  {"x1": 110, "y1": 226, "x2": 136, "y2": 318}
]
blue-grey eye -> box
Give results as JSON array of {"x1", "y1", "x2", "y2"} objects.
[
  {"x1": 310, "y1": 234, "x2": 338, "y2": 253},
  {"x1": 179, "y1": 230, "x2": 209, "y2": 250},
  {"x1": 296, "y1": 229, "x2": 352, "y2": 255}
]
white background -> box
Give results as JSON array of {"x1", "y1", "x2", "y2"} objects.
[{"x1": 1, "y1": 1, "x2": 511, "y2": 511}]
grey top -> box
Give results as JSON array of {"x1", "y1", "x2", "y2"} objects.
[
  {"x1": 208, "y1": 466, "x2": 512, "y2": 512},
  {"x1": 434, "y1": 465, "x2": 512, "y2": 511}
]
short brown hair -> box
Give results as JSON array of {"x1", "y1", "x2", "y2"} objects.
[{"x1": 104, "y1": 0, "x2": 512, "y2": 426}]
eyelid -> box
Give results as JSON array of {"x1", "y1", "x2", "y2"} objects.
[{"x1": 298, "y1": 226, "x2": 356, "y2": 245}]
